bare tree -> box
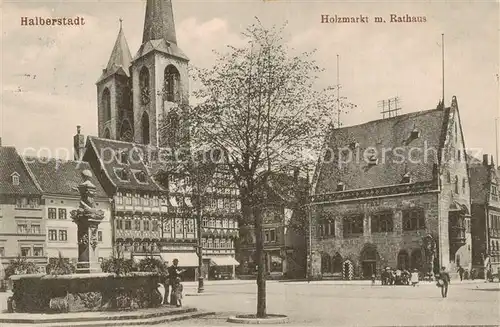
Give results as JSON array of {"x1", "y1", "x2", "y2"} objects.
[{"x1": 187, "y1": 20, "x2": 346, "y2": 317}]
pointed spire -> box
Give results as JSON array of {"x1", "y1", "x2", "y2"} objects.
[
  {"x1": 142, "y1": 0, "x2": 177, "y2": 45},
  {"x1": 106, "y1": 19, "x2": 132, "y2": 73}
]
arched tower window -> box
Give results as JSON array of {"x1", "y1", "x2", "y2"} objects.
[
  {"x1": 166, "y1": 110, "x2": 180, "y2": 147},
  {"x1": 102, "y1": 87, "x2": 111, "y2": 122},
  {"x1": 103, "y1": 128, "x2": 110, "y2": 139},
  {"x1": 141, "y1": 112, "x2": 150, "y2": 145},
  {"x1": 454, "y1": 176, "x2": 459, "y2": 194},
  {"x1": 120, "y1": 120, "x2": 133, "y2": 142},
  {"x1": 139, "y1": 67, "x2": 150, "y2": 105},
  {"x1": 164, "y1": 65, "x2": 180, "y2": 102}
]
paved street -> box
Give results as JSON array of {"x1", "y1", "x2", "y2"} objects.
[
  {"x1": 1, "y1": 280, "x2": 498, "y2": 326},
  {"x1": 174, "y1": 280, "x2": 500, "y2": 326}
]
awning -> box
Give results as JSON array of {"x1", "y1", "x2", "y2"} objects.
[
  {"x1": 160, "y1": 252, "x2": 199, "y2": 267},
  {"x1": 132, "y1": 255, "x2": 163, "y2": 263},
  {"x1": 210, "y1": 256, "x2": 240, "y2": 266}
]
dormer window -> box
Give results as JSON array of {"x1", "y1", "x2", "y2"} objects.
[
  {"x1": 410, "y1": 128, "x2": 420, "y2": 139},
  {"x1": 11, "y1": 172, "x2": 20, "y2": 185},
  {"x1": 135, "y1": 171, "x2": 147, "y2": 183},
  {"x1": 401, "y1": 173, "x2": 411, "y2": 184},
  {"x1": 119, "y1": 150, "x2": 128, "y2": 164},
  {"x1": 336, "y1": 182, "x2": 345, "y2": 191},
  {"x1": 115, "y1": 168, "x2": 129, "y2": 181},
  {"x1": 367, "y1": 154, "x2": 378, "y2": 165}
]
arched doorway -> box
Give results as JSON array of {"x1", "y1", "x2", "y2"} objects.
[
  {"x1": 321, "y1": 252, "x2": 331, "y2": 274},
  {"x1": 410, "y1": 249, "x2": 423, "y2": 271},
  {"x1": 397, "y1": 250, "x2": 409, "y2": 270},
  {"x1": 332, "y1": 252, "x2": 343, "y2": 273},
  {"x1": 141, "y1": 112, "x2": 150, "y2": 145},
  {"x1": 360, "y1": 244, "x2": 378, "y2": 279}
]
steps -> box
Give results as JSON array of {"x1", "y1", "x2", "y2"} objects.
[{"x1": 0, "y1": 306, "x2": 215, "y2": 327}]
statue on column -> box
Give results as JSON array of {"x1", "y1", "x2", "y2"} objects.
[
  {"x1": 422, "y1": 234, "x2": 437, "y2": 276},
  {"x1": 70, "y1": 170, "x2": 105, "y2": 273}
]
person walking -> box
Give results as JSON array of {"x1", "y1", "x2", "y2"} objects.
[
  {"x1": 437, "y1": 266, "x2": 451, "y2": 298},
  {"x1": 457, "y1": 266, "x2": 464, "y2": 281}
]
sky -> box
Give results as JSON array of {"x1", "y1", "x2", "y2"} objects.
[{"x1": 1, "y1": 0, "x2": 499, "y2": 161}]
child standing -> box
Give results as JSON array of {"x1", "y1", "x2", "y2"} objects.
[
  {"x1": 411, "y1": 269, "x2": 419, "y2": 286},
  {"x1": 173, "y1": 276, "x2": 183, "y2": 307}
]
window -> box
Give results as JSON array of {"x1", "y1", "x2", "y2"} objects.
[
  {"x1": 151, "y1": 196, "x2": 159, "y2": 207},
  {"x1": 270, "y1": 229, "x2": 276, "y2": 242},
  {"x1": 133, "y1": 194, "x2": 140, "y2": 206},
  {"x1": 102, "y1": 87, "x2": 111, "y2": 122},
  {"x1": 491, "y1": 185, "x2": 499, "y2": 202},
  {"x1": 116, "y1": 219, "x2": 123, "y2": 230},
  {"x1": 207, "y1": 238, "x2": 213, "y2": 249},
  {"x1": 21, "y1": 246, "x2": 31, "y2": 257},
  {"x1": 214, "y1": 239, "x2": 220, "y2": 249},
  {"x1": 454, "y1": 176, "x2": 459, "y2": 194},
  {"x1": 371, "y1": 212, "x2": 394, "y2": 233},
  {"x1": 187, "y1": 219, "x2": 195, "y2": 233},
  {"x1": 457, "y1": 150, "x2": 461, "y2": 162},
  {"x1": 175, "y1": 218, "x2": 183, "y2": 234},
  {"x1": 343, "y1": 215, "x2": 363, "y2": 237},
  {"x1": 58, "y1": 208, "x2": 67, "y2": 220},
  {"x1": 116, "y1": 193, "x2": 123, "y2": 205},
  {"x1": 0, "y1": 247, "x2": 4, "y2": 256},
  {"x1": 216, "y1": 219, "x2": 222, "y2": 228},
  {"x1": 33, "y1": 246, "x2": 43, "y2": 257},
  {"x1": 31, "y1": 224, "x2": 41, "y2": 234},
  {"x1": 48, "y1": 208, "x2": 57, "y2": 219},
  {"x1": 97, "y1": 231, "x2": 103, "y2": 242},
  {"x1": 143, "y1": 220, "x2": 150, "y2": 231},
  {"x1": 28, "y1": 198, "x2": 39, "y2": 208},
  {"x1": 265, "y1": 230, "x2": 270, "y2": 242},
  {"x1": 202, "y1": 217, "x2": 208, "y2": 227},
  {"x1": 152, "y1": 220, "x2": 159, "y2": 232},
  {"x1": 209, "y1": 218, "x2": 215, "y2": 227},
  {"x1": 12, "y1": 173, "x2": 19, "y2": 185},
  {"x1": 48, "y1": 229, "x2": 58, "y2": 241},
  {"x1": 402, "y1": 208, "x2": 425, "y2": 231},
  {"x1": 336, "y1": 182, "x2": 345, "y2": 191},
  {"x1": 59, "y1": 230, "x2": 67, "y2": 241},
  {"x1": 142, "y1": 194, "x2": 149, "y2": 206},
  {"x1": 164, "y1": 65, "x2": 180, "y2": 102},
  {"x1": 446, "y1": 171, "x2": 451, "y2": 183},
  {"x1": 124, "y1": 220, "x2": 132, "y2": 230},
  {"x1": 17, "y1": 224, "x2": 27, "y2": 234},
  {"x1": 134, "y1": 220, "x2": 141, "y2": 231},
  {"x1": 140, "y1": 67, "x2": 150, "y2": 105},
  {"x1": 462, "y1": 178, "x2": 466, "y2": 194},
  {"x1": 16, "y1": 197, "x2": 27, "y2": 208},
  {"x1": 163, "y1": 219, "x2": 172, "y2": 233},
  {"x1": 125, "y1": 193, "x2": 132, "y2": 205}
]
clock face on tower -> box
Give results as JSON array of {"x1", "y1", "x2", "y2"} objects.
[{"x1": 141, "y1": 86, "x2": 150, "y2": 105}]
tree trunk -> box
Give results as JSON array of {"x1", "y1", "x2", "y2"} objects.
[{"x1": 253, "y1": 205, "x2": 266, "y2": 318}]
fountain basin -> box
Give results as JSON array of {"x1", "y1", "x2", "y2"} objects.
[{"x1": 7, "y1": 272, "x2": 163, "y2": 313}]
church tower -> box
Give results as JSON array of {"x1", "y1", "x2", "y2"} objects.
[
  {"x1": 131, "y1": 0, "x2": 190, "y2": 148},
  {"x1": 96, "y1": 20, "x2": 134, "y2": 142}
]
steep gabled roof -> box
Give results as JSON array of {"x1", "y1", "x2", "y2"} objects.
[
  {"x1": 86, "y1": 136, "x2": 164, "y2": 193},
  {"x1": 314, "y1": 107, "x2": 446, "y2": 195},
  {"x1": 0, "y1": 147, "x2": 41, "y2": 195},
  {"x1": 23, "y1": 157, "x2": 108, "y2": 198},
  {"x1": 469, "y1": 161, "x2": 500, "y2": 205},
  {"x1": 97, "y1": 24, "x2": 132, "y2": 83}
]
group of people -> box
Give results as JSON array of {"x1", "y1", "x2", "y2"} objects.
[
  {"x1": 379, "y1": 267, "x2": 420, "y2": 286},
  {"x1": 157, "y1": 258, "x2": 185, "y2": 307}
]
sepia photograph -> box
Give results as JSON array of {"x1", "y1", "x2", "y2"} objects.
[{"x1": 0, "y1": 0, "x2": 499, "y2": 326}]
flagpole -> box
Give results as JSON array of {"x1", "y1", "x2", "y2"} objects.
[
  {"x1": 442, "y1": 33, "x2": 445, "y2": 105},
  {"x1": 337, "y1": 54, "x2": 340, "y2": 128}
]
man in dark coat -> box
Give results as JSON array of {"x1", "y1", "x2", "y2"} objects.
[
  {"x1": 168, "y1": 259, "x2": 184, "y2": 305},
  {"x1": 437, "y1": 266, "x2": 451, "y2": 298}
]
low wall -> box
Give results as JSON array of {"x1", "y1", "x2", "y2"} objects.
[{"x1": 8, "y1": 272, "x2": 162, "y2": 313}]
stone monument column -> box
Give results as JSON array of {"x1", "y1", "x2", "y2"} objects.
[{"x1": 70, "y1": 170, "x2": 105, "y2": 273}]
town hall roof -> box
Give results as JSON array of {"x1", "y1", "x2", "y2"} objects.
[{"x1": 314, "y1": 106, "x2": 449, "y2": 195}]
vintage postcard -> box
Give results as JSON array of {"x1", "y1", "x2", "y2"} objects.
[{"x1": 0, "y1": 0, "x2": 499, "y2": 326}]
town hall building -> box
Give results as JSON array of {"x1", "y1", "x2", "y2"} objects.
[{"x1": 310, "y1": 97, "x2": 471, "y2": 280}]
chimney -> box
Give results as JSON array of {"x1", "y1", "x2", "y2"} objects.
[
  {"x1": 483, "y1": 154, "x2": 489, "y2": 166},
  {"x1": 74, "y1": 125, "x2": 85, "y2": 160}
]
